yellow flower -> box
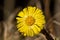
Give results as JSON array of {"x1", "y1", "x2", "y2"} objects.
[{"x1": 16, "y1": 6, "x2": 46, "y2": 37}]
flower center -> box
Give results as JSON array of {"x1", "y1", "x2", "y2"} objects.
[{"x1": 25, "y1": 16, "x2": 35, "y2": 26}]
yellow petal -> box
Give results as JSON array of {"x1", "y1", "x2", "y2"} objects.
[
  {"x1": 23, "y1": 8, "x2": 28, "y2": 16},
  {"x1": 30, "y1": 29, "x2": 34, "y2": 37},
  {"x1": 33, "y1": 8, "x2": 42, "y2": 16},
  {"x1": 35, "y1": 20, "x2": 44, "y2": 30},
  {"x1": 32, "y1": 25, "x2": 39, "y2": 34},
  {"x1": 35, "y1": 25, "x2": 41, "y2": 32},
  {"x1": 22, "y1": 25, "x2": 29, "y2": 36},
  {"x1": 16, "y1": 17, "x2": 23, "y2": 23},
  {"x1": 28, "y1": 29, "x2": 33, "y2": 36},
  {"x1": 34, "y1": 13, "x2": 44, "y2": 19},
  {"x1": 24, "y1": 33, "x2": 26, "y2": 36},
  {"x1": 28, "y1": 6, "x2": 36, "y2": 16},
  {"x1": 28, "y1": 29, "x2": 31, "y2": 36},
  {"x1": 18, "y1": 26, "x2": 24, "y2": 32},
  {"x1": 16, "y1": 22, "x2": 23, "y2": 28},
  {"x1": 17, "y1": 11, "x2": 24, "y2": 17}
]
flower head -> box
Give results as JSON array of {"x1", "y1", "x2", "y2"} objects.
[{"x1": 16, "y1": 6, "x2": 46, "y2": 37}]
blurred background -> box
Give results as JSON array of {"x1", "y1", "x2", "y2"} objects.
[{"x1": 0, "y1": 0, "x2": 60, "y2": 40}]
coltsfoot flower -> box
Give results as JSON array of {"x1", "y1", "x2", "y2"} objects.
[{"x1": 16, "y1": 6, "x2": 46, "y2": 37}]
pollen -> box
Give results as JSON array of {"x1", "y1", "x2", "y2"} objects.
[{"x1": 25, "y1": 16, "x2": 35, "y2": 26}]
